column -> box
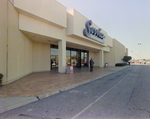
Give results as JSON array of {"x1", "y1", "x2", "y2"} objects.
[
  {"x1": 58, "y1": 40, "x2": 66, "y2": 73},
  {"x1": 0, "y1": 0, "x2": 8, "y2": 84},
  {"x1": 99, "y1": 50, "x2": 104, "y2": 67}
]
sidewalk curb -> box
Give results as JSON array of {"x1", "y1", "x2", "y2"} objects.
[
  {"x1": 0, "y1": 66, "x2": 130, "y2": 114},
  {"x1": 0, "y1": 97, "x2": 38, "y2": 114},
  {"x1": 38, "y1": 66, "x2": 130, "y2": 100},
  {"x1": 37, "y1": 72, "x2": 113, "y2": 100},
  {"x1": 37, "y1": 73, "x2": 112, "y2": 99}
]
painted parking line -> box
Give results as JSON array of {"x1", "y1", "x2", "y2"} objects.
[{"x1": 71, "y1": 74, "x2": 129, "y2": 119}]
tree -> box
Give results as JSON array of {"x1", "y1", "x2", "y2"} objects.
[{"x1": 122, "y1": 56, "x2": 132, "y2": 62}]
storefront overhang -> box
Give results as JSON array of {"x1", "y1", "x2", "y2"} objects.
[
  {"x1": 66, "y1": 35, "x2": 105, "y2": 52},
  {"x1": 21, "y1": 30, "x2": 61, "y2": 44},
  {"x1": 66, "y1": 42, "x2": 100, "y2": 52},
  {"x1": 67, "y1": 35, "x2": 107, "y2": 47},
  {"x1": 18, "y1": 13, "x2": 66, "y2": 43},
  {"x1": 14, "y1": 0, "x2": 67, "y2": 29}
]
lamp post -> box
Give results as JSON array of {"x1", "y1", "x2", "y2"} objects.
[
  {"x1": 131, "y1": 51, "x2": 133, "y2": 57},
  {"x1": 131, "y1": 51, "x2": 133, "y2": 63},
  {"x1": 138, "y1": 43, "x2": 141, "y2": 62}
]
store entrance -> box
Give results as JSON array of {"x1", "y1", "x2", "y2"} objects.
[
  {"x1": 81, "y1": 52, "x2": 88, "y2": 67},
  {"x1": 51, "y1": 45, "x2": 59, "y2": 70},
  {"x1": 51, "y1": 44, "x2": 89, "y2": 70},
  {"x1": 51, "y1": 55, "x2": 58, "y2": 70},
  {"x1": 66, "y1": 48, "x2": 89, "y2": 68}
]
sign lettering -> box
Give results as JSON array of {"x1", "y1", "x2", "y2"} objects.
[{"x1": 83, "y1": 20, "x2": 105, "y2": 44}]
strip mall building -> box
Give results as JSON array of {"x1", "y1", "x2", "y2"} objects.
[{"x1": 0, "y1": 0, "x2": 128, "y2": 84}]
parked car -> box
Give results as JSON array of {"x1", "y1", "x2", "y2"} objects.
[{"x1": 147, "y1": 62, "x2": 150, "y2": 65}]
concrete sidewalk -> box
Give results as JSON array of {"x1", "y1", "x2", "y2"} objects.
[{"x1": 0, "y1": 66, "x2": 130, "y2": 114}]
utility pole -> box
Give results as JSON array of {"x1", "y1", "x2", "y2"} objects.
[{"x1": 138, "y1": 43, "x2": 141, "y2": 62}]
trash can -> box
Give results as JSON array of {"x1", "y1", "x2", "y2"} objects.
[
  {"x1": 65, "y1": 65, "x2": 73, "y2": 74},
  {"x1": 105, "y1": 63, "x2": 109, "y2": 68}
]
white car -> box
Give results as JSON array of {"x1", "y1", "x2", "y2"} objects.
[{"x1": 147, "y1": 62, "x2": 150, "y2": 65}]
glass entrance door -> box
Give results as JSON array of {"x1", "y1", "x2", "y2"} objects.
[
  {"x1": 51, "y1": 44, "x2": 89, "y2": 70},
  {"x1": 81, "y1": 52, "x2": 85, "y2": 67},
  {"x1": 51, "y1": 45, "x2": 58, "y2": 70},
  {"x1": 71, "y1": 50, "x2": 77, "y2": 66},
  {"x1": 81, "y1": 52, "x2": 89, "y2": 67},
  {"x1": 51, "y1": 55, "x2": 58, "y2": 70},
  {"x1": 76, "y1": 50, "x2": 81, "y2": 68}
]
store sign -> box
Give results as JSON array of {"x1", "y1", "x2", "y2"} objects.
[{"x1": 83, "y1": 20, "x2": 105, "y2": 44}]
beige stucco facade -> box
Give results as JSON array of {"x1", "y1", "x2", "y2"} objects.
[
  {"x1": 104, "y1": 39, "x2": 127, "y2": 66},
  {"x1": 0, "y1": 0, "x2": 128, "y2": 85},
  {"x1": 0, "y1": 0, "x2": 7, "y2": 84}
]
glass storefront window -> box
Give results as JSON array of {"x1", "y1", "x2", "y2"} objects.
[
  {"x1": 81, "y1": 52, "x2": 88, "y2": 67},
  {"x1": 81, "y1": 52, "x2": 84, "y2": 67},
  {"x1": 51, "y1": 48, "x2": 58, "y2": 56},
  {"x1": 84, "y1": 52, "x2": 88, "y2": 67},
  {"x1": 71, "y1": 50, "x2": 77, "y2": 66},
  {"x1": 51, "y1": 46, "x2": 58, "y2": 69},
  {"x1": 66, "y1": 50, "x2": 71, "y2": 65},
  {"x1": 50, "y1": 44, "x2": 89, "y2": 69},
  {"x1": 51, "y1": 55, "x2": 58, "y2": 68}
]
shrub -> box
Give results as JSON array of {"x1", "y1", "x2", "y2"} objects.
[
  {"x1": 122, "y1": 56, "x2": 132, "y2": 62},
  {"x1": 0, "y1": 73, "x2": 3, "y2": 85},
  {"x1": 115, "y1": 63, "x2": 127, "y2": 66}
]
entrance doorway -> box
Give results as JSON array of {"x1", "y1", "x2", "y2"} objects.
[
  {"x1": 67, "y1": 49, "x2": 89, "y2": 68},
  {"x1": 51, "y1": 45, "x2": 58, "y2": 70},
  {"x1": 50, "y1": 44, "x2": 89, "y2": 70},
  {"x1": 81, "y1": 52, "x2": 88, "y2": 67},
  {"x1": 51, "y1": 55, "x2": 58, "y2": 70}
]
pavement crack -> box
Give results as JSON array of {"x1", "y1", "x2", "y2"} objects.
[
  {"x1": 127, "y1": 86, "x2": 135, "y2": 105},
  {"x1": 127, "y1": 74, "x2": 143, "y2": 105},
  {"x1": 129, "y1": 108, "x2": 150, "y2": 118}
]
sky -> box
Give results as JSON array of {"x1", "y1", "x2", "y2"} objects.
[{"x1": 57, "y1": 0, "x2": 150, "y2": 60}]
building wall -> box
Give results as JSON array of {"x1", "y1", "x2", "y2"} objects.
[
  {"x1": 94, "y1": 52, "x2": 100, "y2": 66},
  {"x1": 104, "y1": 47, "x2": 115, "y2": 66},
  {"x1": 104, "y1": 39, "x2": 126, "y2": 66},
  {"x1": 73, "y1": 9, "x2": 107, "y2": 40},
  {"x1": 19, "y1": 14, "x2": 65, "y2": 41},
  {"x1": 105, "y1": 35, "x2": 113, "y2": 48},
  {"x1": 89, "y1": 52, "x2": 101, "y2": 67},
  {"x1": 0, "y1": 0, "x2": 128, "y2": 84},
  {"x1": 14, "y1": 0, "x2": 67, "y2": 28},
  {"x1": 67, "y1": 9, "x2": 108, "y2": 48},
  {"x1": 9, "y1": 0, "x2": 14, "y2": 4},
  {"x1": 33, "y1": 42, "x2": 50, "y2": 72},
  {"x1": 113, "y1": 39, "x2": 125, "y2": 63},
  {"x1": 6, "y1": 2, "x2": 33, "y2": 84},
  {"x1": 67, "y1": 11, "x2": 74, "y2": 35},
  {"x1": 0, "y1": 0, "x2": 7, "y2": 83},
  {"x1": 125, "y1": 48, "x2": 128, "y2": 56},
  {"x1": 5, "y1": 1, "x2": 52, "y2": 84}
]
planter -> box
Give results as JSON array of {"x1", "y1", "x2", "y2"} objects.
[{"x1": 65, "y1": 65, "x2": 73, "y2": 74}]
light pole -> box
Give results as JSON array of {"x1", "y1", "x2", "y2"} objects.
[
  {"x1": 131, "y1": 51, "x2": 133, "y2": 62},
  {"x1": 131, "y1": 51, "x2": 133, "y2": 57},
  {"x1": 138, "y1": 43, "x2": 141, "y2": 62}
]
